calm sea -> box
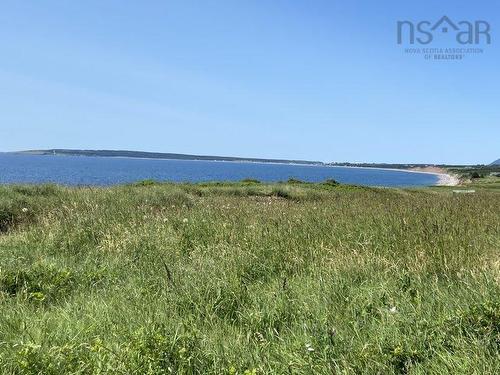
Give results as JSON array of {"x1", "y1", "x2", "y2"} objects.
[{"x1": 0, "y1": 153, "x2": 438, "y2": 187}]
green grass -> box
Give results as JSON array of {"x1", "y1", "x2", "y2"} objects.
[
  {"x1": 448, "y1": 165, "x2": 500, "y2": 179},
  {"x1": 0, "y1": 182, "x2": 498, "y2": 374},
  {"x1": 463, "y1": 176, "x2": 500, "y2": 192}
]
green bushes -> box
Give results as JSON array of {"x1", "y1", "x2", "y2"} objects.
[
  {"x1": 270, "y1": 187, "x2": 292, "y2": 199},
  {"x1": 0, "y1": 263, "x2": 74, "y2": 303},
  {"x1": 286, "y1": 178, "x2": 305, "y2": 184},
  {"x1": 133, "y1": 179, "x2": 158, "y2": 186},
  {"x1": 11, "y1": 184, "x2": 60, "y2": 197},
  {"x1": 241, "y1": 178, "x2": 261, "y2": 184},
  {"x1": 0, "y1": 261, "x2": 113, "y2": 306},
  {"x1": 322, "y1": 178, "x2": 339, "y2": 186},
  {"x1": 470, "y1": 171, "x2": 484, "y2": 179}
]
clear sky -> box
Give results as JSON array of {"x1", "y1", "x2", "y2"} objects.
[{"x1": 0, "y1": 1, "x2": 498, "y2": 164}]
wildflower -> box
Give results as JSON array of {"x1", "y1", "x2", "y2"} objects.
[
  {"x1": 305, "y1": 343, "x2": 314, "y2": 352},
  {"x1": 389, "y1": 306, "x2": 397, "y2": 314},
  {"x1": 254, "y1": 332, "x2": 265, "y2": 343},
  {"x1": 182, "y1": 218, "x2": 188, "y2": 223},
  {"x1": 21, "y1": 207, "x2": 28, "y2": 213},
  {"x1": 178, "y1": 347, "x2": 187, "y2": 358}
]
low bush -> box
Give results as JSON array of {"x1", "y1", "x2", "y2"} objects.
[
  {"x1": 241, "y1": 178, "x2": 261, "y2": 184},
  {"x1": 323, "y1": 178, "x2": 339, "y2": 186},
  {"x1": 0, "y1": 263, "x2": 74, "y2": 304}
]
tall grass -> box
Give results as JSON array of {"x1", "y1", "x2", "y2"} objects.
[{"x1": 0, "y1": 182, "x2": 498, "y2": 374}]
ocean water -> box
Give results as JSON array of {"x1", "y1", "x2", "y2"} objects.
[{"x1": 0, "y1": 153, "x2": 438, "y2": 187}]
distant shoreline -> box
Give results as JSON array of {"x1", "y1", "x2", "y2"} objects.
[
  {"x1": 328, "y1": 165, "x2": 460, "y2": 186},
  {"x1": 14, "y1": 149, "x2": 323, "y2": 166},
  {"x1": 5, "y1": 150, "x2": 459, "y2": 186}
]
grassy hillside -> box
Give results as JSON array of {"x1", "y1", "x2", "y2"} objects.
[
  {"x1": 0, "y1": 182, "x2": 499, "y2": 374},
  {"x1": 447, "y1": 165, "x2": 500, "y2": 180}
]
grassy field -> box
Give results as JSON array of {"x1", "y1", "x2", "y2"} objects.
[
  {"x1": 447, "y1": 165, "x2": 500, "y2": 180},
  {"x1": 455, "y1": 176, "x2": 500, "y2": 192},
  {"x1": 0, "y1": 181, "x2": 499, "y2": 374}
]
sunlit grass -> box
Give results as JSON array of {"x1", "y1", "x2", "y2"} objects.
[{"x1": 0, "y1": 182, "x2": 499, "y2": 374}]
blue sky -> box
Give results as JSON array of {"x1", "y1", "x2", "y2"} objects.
[{"x1": 0, "y1": 1, "x2": 498, "y2": 164}]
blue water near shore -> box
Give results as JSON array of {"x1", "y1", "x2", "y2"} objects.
[{"x1": 0, "y1": 153, "x2": 439, "y2": 187}]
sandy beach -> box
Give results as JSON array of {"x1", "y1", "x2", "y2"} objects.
[
  {"x1": 328, "y1": 165, "x2": 461, "y2": 187},
  {"x1": 409, "y1": 167, "x2": 460, "y2": 186}
]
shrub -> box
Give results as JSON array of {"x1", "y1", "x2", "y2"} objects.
[
  {"x1": 323, "y1": 179, "x2": 340, "y2": 186},
  {"x1": 287, "y1": 178, "x2": 305, "y2": 184},
  {"x1": 12, "y1": 184, "x2": 59, "y2": 197},
  {"x1": 241, "y1": 178, "x2": 261, "y2": 184},
  {"x1": 0, "y1": 263, "x2": 75, "y2": 304},
  {"x1": 134, "y1": 179, "x2": 158, "y2": 186},
  {"x1": 271, "y1": 187, "x2": 292, "y2": 199}
]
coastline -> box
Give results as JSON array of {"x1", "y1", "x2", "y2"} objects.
[
  {"x1": 5, "y1": 152, "x2": 461, "y2": 187},
  {"x1": 408, "y1": 166, "x2": 460, "y2": 186},
  {"x1": 435, "y1": 173, "x2": 460, "y2": 186},
  {"x1": 327, "y1": 164, "x2": 460, "y2": 186}
]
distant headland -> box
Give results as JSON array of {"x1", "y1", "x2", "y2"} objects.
[
  {"x1": 16, "y1": 149, "x2": 323, "y2": 166},
  {"x1": 13, "y1": 149, "x2": 499, "y2": 170}
]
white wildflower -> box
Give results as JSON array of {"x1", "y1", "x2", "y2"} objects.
[
  {"x1": 21, "y1": 208, "x2": 28, "y2": 213},
  {"x1": 305, "y1": 343, "x2": 314, "y2": 352},
  {"x1": 389, "y1": 306, "x2": 397, "y2": 314}
]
